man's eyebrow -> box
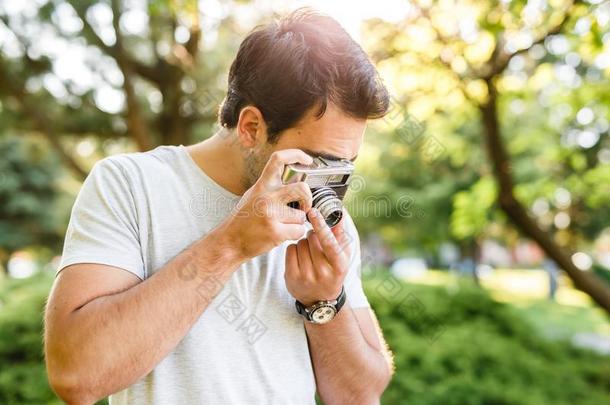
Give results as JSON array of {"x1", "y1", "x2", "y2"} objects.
[{"x1": 301, "y1": 148, "x2": 358, "y2": 162}]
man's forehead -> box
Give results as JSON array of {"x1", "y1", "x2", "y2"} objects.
[
  {"x1": 299, "y1": 147, "x2": 358, "y2": 162},
  {"x1": 276, "y1": 102, "x2": 365, "y2": 161}
]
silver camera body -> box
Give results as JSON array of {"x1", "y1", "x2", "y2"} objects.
[{"x1": 282, "y1": 156, "x2": 354, "y2": 228}]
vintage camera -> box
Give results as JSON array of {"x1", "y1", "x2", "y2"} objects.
[{"x1": 282, "y1": 156, "x2": 354, "y2": 228}]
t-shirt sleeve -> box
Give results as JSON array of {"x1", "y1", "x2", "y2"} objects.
[
  {"x1": 57, "y1": 157, "x2": 145, "y2": 280},
  {"x1": 341, "y1": 212, "x2": 370, "y2": 309}
]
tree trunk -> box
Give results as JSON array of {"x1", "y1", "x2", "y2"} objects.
[
  {"x1": 480, "y1": 79, "x2": 610, "y2": 313},
  {"x1": 0, "y1": 249, "x2": 10, "y2": 276},
  {"x1": 158, "y1": 74, "x2": 189, "y2": 146}
]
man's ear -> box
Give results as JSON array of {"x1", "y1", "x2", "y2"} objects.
[{"x1": 236, "y1": 106, "x2": 268, "y2": 148}]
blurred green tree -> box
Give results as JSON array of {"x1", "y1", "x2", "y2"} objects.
[
  {"x1": 0, "y1": 0, "x2": 240, "y2": 179},
  {"x1": 0, "y1": 137, "x2": 64, "y2": 274},
  {"x1": 2, "y1": 0, "x2": 610, "y2": 311},
  {"x1": 362, "y1": 0, "x2": 610, "y2": 311}
]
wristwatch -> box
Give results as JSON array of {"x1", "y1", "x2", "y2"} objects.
[{"x1": 295, "y1": 286, "x2": 346, "y2": 324}]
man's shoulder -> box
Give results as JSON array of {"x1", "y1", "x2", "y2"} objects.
[
  {"x1": 102, "y1": 144, "x2": 179, "y2": 170},
  {"x1": 94, "y1": 145, "x2": 181, "y2": 182}
]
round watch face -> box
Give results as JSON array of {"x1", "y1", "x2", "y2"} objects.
[{"x1": 311, "y1": 305, "x2": 337, "y2": 324}]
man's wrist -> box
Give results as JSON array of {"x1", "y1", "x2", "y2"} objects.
[
  {"x1": 296, "y1": 286, "x2": 346, "y2": 324},
  {"x1": 296, "y1": 286, "x2": 344, "y2": 307},
  {"x1": 193, "y1": 223, "x2": 247, "y2": 272}
]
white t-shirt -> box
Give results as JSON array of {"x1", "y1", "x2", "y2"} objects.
[{"x1": 57, "y1": 144, "x2": 370, "y2": 404}]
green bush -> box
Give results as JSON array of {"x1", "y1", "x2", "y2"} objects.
[
  {"x1": 0, "y1": 273, "x2": 109, "y2": 405},
  {"x1": 0, "y1": 272, "x2": 60, "y2": 404},
  {"x1": 364, "y1": 272, "x2": 610, "y2": 405},
  {"x1": 2, "y1": 271, "x2": 610, "y2": 404}
]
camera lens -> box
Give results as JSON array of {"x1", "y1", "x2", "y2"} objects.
[{"x1": 311, "y1": 187, "x2": 343, "y2": 228}]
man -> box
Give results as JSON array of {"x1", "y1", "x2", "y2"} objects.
[{"x1": 45, "y1": 8, "x2": 394, "y2": 405}]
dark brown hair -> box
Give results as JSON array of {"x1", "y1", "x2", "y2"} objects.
[{"x1": 219, "y1": 8, "x2": 390, "y2": 143}]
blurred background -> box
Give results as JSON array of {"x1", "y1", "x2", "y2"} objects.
[{"x1": 1, "y1": 0, "x2": 610, "y2": 403}]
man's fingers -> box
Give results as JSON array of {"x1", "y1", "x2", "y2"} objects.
[
  {"x1": 258, "y1": 149, "x2": 313, "y2": 188},
  {"x1": 331, "y1": 213, "x2": 351, "y2": 258},
  {"x1": 285, "y1": 243, "x2": 299, "y2": 277},
  {"x1": 273, "y1": 205, "x2": 307, "y2": 224},
  {"x1": 296, "y1": 238, "x2": 314, "y2": 278},
  {"x1": 271, "y1": 182, "x2": 313, "y2": 212},
  {"x1": 307, "y1": 208, "x2": 347, "y2": 270},
  {"x1": 276, "y1": 223, "x2": 307, "y2": 241},
  {"x1": 307, "y1": 231, "x2": 332, "y2": 277}
]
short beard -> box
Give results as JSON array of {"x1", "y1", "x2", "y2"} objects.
[{"x1": 242, "y1": 146, "x2": 273, "y2": 191}]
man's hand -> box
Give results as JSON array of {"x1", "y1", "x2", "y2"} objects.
[
  {"x1": 223, "y1": 149, "x2": 314, "y2": 261},
  {"x1": 285, "y1": 207, "x2": 352, "y2": 307},
  {"x1": 290, "y1": 209, "x2": 392, "y2": 403}
]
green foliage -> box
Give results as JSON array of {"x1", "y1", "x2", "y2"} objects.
[
  {"x1": 0, "y1": 137, "x2": 65, "y2": 264},
  {"x1": 0, "y1": 273, "x2": 59, "y2": 404},
  {"x1": 451, "y1": 176, "x2": 497, "y2": 240},
  {"x1": 360, "y1": 0, "x2": 610, "y2": 254},
  {"x1": 2, "y1": 272, "x2": 609, "y2": 404},
  {"x1": 364, "y1": 274, "x2": 610, "y2": 405},
  {"x1": 0, "y1": 273, "x2": 110, "y2": 404}
]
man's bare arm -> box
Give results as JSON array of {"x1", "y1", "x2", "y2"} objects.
[
  {"x1": 44, "y1": 149, "x2": 313, "y2": 405},
  {"x1": 305, "y1": 306, "x2": 393, "y2": 404},
  {"x1": 285, "y1": 209, "x2": 394, "y2": 403},
  {"x1": 44, "y1": 225, "x2": 241, "y2": 405}
]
